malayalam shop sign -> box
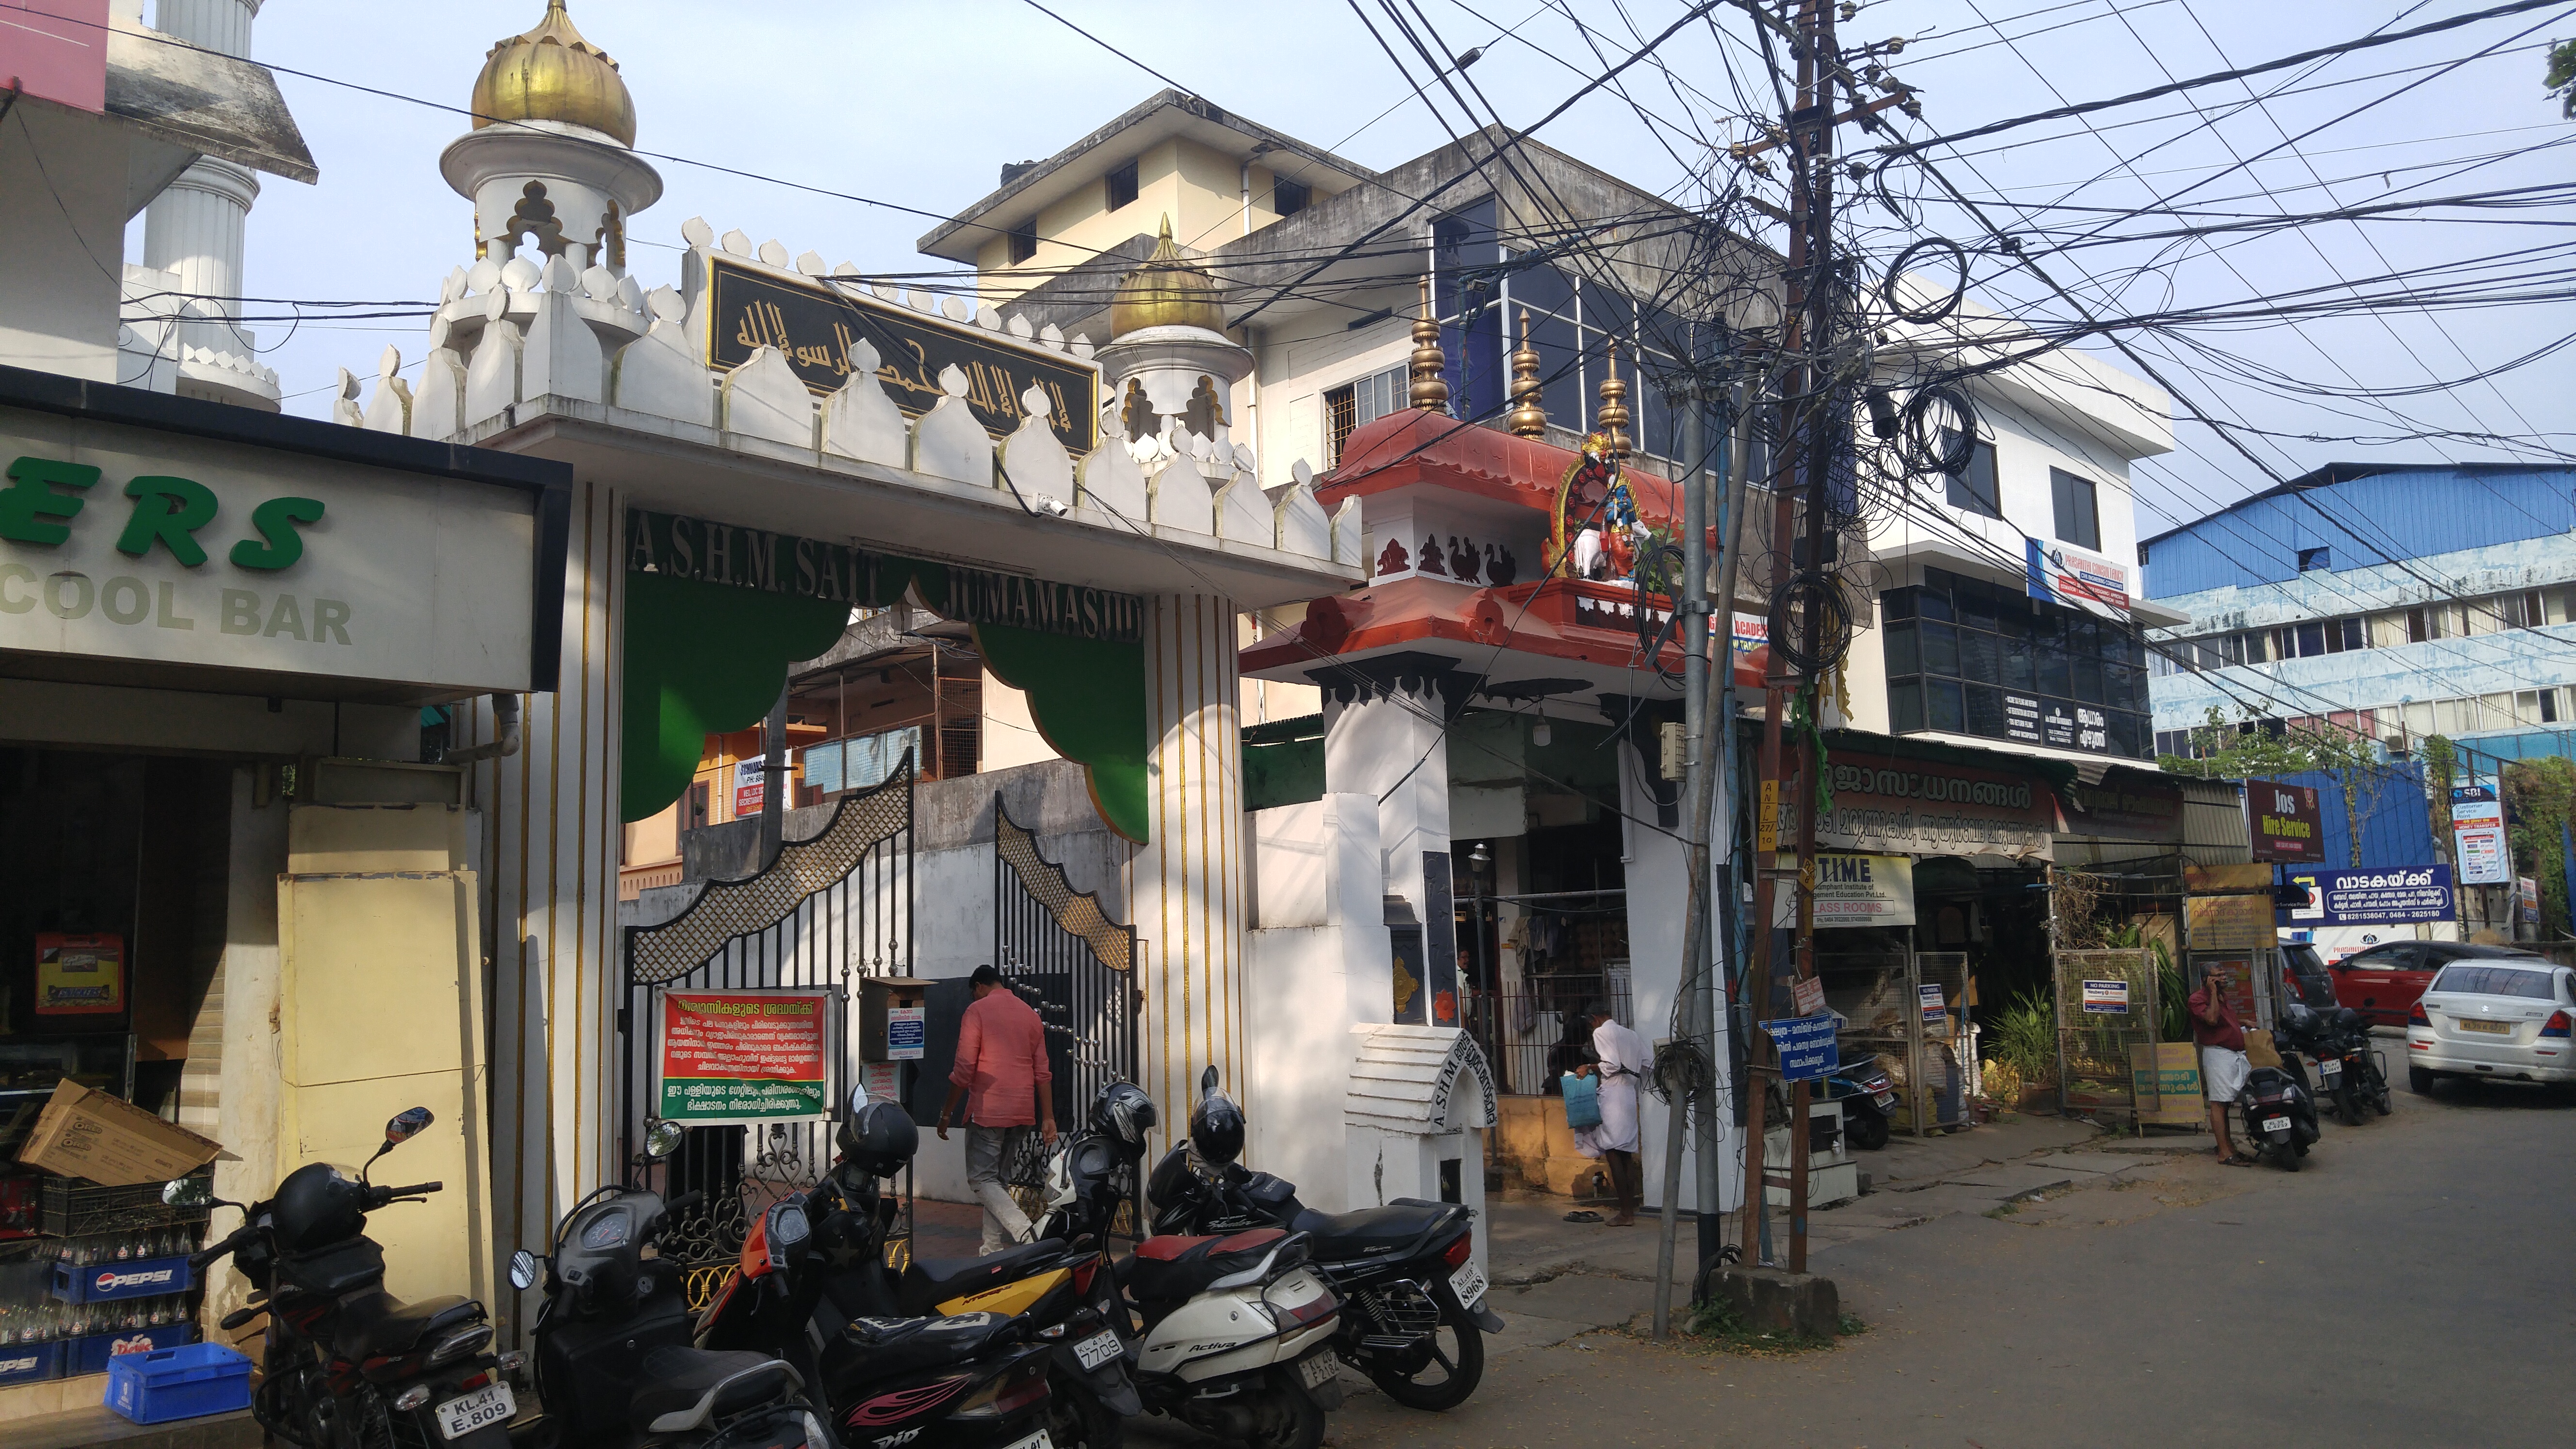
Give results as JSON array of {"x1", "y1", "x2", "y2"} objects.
[
  {"x1": 2246, "y1": 779, "x2": 2324, "y2": 864},
  {"x1": 2279, "y1": 866, "x2": 2456, "y2": 926},
  {"x1": 658, "y1": 990, "x2": 830, "y2": 1123},
  {"x1": 1806, "y1": 751, "x2": 2057, "y2": 858}
]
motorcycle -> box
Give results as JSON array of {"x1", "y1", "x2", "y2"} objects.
[
  {"x1": 1824, "y1": 1065, "x2": 1897, "y2": 1151},
  {"x1": 1143, "y1": 1068, "x2": 1501, "y2": 1414},
  {"x1": 2240, "y1": 1028, "x2": 2323, "y2": 1171},
  {"x1": 2281, "y1": 1002, "x2": 2390, "y2": 1126},
  {"x1": 692, "y1": 1098, "x2": 1075, "y2": 1449},
  {"x1": 505, "y1": 1120, "x2": 823, "y2": 1449},
  {"x1": 175, "y1": 1107, "x2": 515, "y2": 1449},
  {"x1": 758, "y1": 1089, "x2": 1139, "y2": 1449}
]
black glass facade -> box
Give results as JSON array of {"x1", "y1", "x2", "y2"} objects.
[{"x1": 1882, "y1": 568, "x2": 2151, "y2": 759}]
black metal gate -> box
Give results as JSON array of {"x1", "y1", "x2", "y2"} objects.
[
  {"x1": 992, "y1": 792, "x2": 1137, "y2": 1131},
  {"x1": 620, "y1": 758, "x2": 914, "y2": 1304}
]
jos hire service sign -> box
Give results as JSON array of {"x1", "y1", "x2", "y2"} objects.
[{"x1": 0, "y1": 404, "x2": 544, "y2": 697}]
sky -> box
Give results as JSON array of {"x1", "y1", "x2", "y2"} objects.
[{"x1": 164, "y1": 1, "x2": 2576, "y2": 541}]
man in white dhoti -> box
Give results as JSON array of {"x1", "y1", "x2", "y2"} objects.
[{"x1": 1571, "y1": 1001, "x2": 1650, "y2": 1225}]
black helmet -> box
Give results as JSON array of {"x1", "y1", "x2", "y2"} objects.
[
  {"x1": 1187, "y1": 1065, "x2": 1244, "y2": 1166},
  {"x1": 2333, "y1": 1006, "x2": 2363, "y2": 1032},
  {"x1": 2280, "y1": 1001, "x2": 2317, "y2": 1032},
  {"x1": 837, "y1": 1100, "x2": 918, "y2": 1178},
  {"x1": 270, "y1": 1162, "x2": 369, "y2": 1252},
  {"x1": 1090, "y1": 1082, "x2": 1157, "y2": 1149}
]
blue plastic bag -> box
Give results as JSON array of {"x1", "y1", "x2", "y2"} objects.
[{"x1": 1561, "y1": 1071, "x2": 1601, "y2": 1129}]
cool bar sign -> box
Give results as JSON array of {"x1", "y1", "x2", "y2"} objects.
[{"x1": 0, "y1": 406, "x2": 542, "y2": 693}]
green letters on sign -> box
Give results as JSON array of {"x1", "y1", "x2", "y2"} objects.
[
  {"x1": 116, "y1": 476, "x2": 220, "y2": 566},
  {"x1": 0, "y1": 457, "x2": 98, "y2": 545},
  {"x1": 231, "y1": 497, "x2": 325, "y2": 570}
]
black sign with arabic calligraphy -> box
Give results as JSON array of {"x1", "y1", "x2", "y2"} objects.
[{"x1": 706, "y1": 258, "x2": 1098, "y2": 454}]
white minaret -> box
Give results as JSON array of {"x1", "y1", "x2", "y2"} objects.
[{"x1": 138, "y1": 0, "x2": 273, "y2": 406}]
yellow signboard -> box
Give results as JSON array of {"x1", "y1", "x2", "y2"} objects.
[{"x1": 2185, "y1": 894, "x2": 2273, "y2": 953}]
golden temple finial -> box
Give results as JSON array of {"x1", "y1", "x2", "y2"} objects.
[
  {"x1": 1507, "y1": 307, "x2": 1547, "y2": 438},
  {"x1": 1595, "y1": 338, "x2": 1631, "y2": 460},
  {"x1": 1408, "y1": 274, "x2": 1450, "y2": 413},
  {"x1": 1109, "y1": 214, "x2": 1229, "y2": 337},
  {"x1": 471, "y1": 1, "x2": 636, "y2": 147}
]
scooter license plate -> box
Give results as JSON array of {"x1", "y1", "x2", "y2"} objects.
[
  {"x1": 434, "y1": 1383, "x2": 514, "y2": 1441},
  {"x1": 1073, "y1": 1328, "x2": 1122, "y2": 1371},
  {"x1": 1449, "y1": 1259, "x2": 1489, "y2": 1308},
  {"x1": 2318, "y1": 1059, "x2": 2341, "y2": 1077},
  {"x1": 1297, "y1": 1351, "x2": 1339, "y2": 1391},
  {"x1": 2261, "y1": 1116, "x2": 2291, "y2": 1133},
  {"x1": 1872, "y1": 1092, "x2": 1897, "y2": 1110},
  {"x1": 998, "y1": 1431, "x2": 1055, "y2": 1449}
]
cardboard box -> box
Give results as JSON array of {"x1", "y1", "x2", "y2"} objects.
[{"x1": 14, "y1": 1082, "x2": 221, "y2": 1187}]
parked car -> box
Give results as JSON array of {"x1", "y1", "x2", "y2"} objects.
[
  {"x1": 2325, "y1": 941, "x2": 2547, "y2": 1028},
  {"x1": 2281, "y1": 943, "x2": 2338, "y2": 1011},
  {"x1": 2406, "y1": 958, "x2": 2576, "y2": 1095}
]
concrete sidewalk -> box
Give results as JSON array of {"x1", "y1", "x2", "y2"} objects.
[{"x1": 1458, "y1": 1109, "x2": 2174, "y2": 1370}]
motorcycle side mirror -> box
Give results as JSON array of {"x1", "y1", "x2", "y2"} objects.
[
  {"x1": 508, "y1": 1249, "x2": 540, "y2": 1291},
  {"x1": 643, "y1": 1120, "x2": 687, "y2": 1161},
  {"x1": 161, "y1": 1177, "x2": 215, "y2": 1209},
  {"x1": 361, "y1": 1106, "x2": 435, "y2": 1183}
]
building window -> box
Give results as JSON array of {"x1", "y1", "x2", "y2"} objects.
[
  {"x1": 1007, "y1": 221, "x2": 1037, "y2": 265},
  {"x1": 1106, "y1": 160, "x2": 1139, "y2": 212},
  {"x1": 1273, "y1": 178, "x2": 1310, "y2": 218},
  {"x1": 2502, "y1": 589, "x2": 2547, "y2": 629},
  {"x1": 1324, "y1": 365, "x2": 1405, "y2": 466},
  {"x1": 2298, "y1": 546, "x2": 2331, "y2": 572},
  {"x1": 1941, "y1": 434, "x2": 2001, "y2": 518},
  {"x1": 1881, "y1": 567, "x2": 2149, "y2": 758},
  {"x1": 2049, "y1": 467, "x2": 2100, "y2": 550}
]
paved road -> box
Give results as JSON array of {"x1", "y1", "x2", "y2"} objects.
[{"x1": 1143, "y1": 1042, "x2": 2575, "y2": 1448}]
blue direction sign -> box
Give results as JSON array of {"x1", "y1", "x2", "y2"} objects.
[{"x1": 1761, "y1": 1016, "x2": 1840, "y2": 1083}]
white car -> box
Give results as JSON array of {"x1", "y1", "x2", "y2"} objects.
[{"x1": 2406, "y1": 957, "x2": 2576, "y2": 1094}]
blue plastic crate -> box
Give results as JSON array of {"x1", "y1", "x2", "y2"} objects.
[
  {"x1": 70, "y1": 1322, "x2": 195, "y2": 1377},
  {"x1": 51, "y1": 1254, "x2": 195, "y2": 1304},
  {"x1": 105, "y1": 1342, "x2": 252, "y2": 1425},
  {"x1": 0, "y1": 1339, "x2": 64, "y2": 1386}
]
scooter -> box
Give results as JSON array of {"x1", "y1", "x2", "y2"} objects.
[
  {"x1": 1825, "y1": 1065, "x2": 1897, "y2": 1151},
  {"x1": 1143, "y1": 1068, "x2": 1501, "y2": 1414},
  {"x1": 772, "y1": 1090, "x2": 1139, "y2": 1449},
  {"x1": 2240, "y1": 1027, "x2": 2324, "y2": 1171},
  {"x1": 175, "y1": 1108, "x2": 515, "y2": 1449},
  {"x1": 1119, "y1": 1225, "x2": 1343, "y2": 1449},
  {"x1": 1034, "y1": 1080, "x2": 1347, "y2": 1449},
  {"x1": 692, "y1": 1098, "x2": 1074, "y2": 1449},
  {"x1": 506, "y1": 1120, "x2": 823, "y2": 1448}
]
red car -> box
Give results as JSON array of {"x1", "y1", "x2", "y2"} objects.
[{"x1": 2326, "y1": 940, "x2": 2549, "y2": 1028}]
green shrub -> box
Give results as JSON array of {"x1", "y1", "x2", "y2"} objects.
[{"x1": 1989, "y1": 990, "x2": 2056, "y2": 1086}]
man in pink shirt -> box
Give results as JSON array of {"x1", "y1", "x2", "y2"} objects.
[{"x1": 937, "y1": 966, "x2": 1058, "y2": 1252}]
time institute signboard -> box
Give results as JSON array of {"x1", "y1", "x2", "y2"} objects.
[{"x1": 0, "y1": 376, "x2": 565, "y2": 701}]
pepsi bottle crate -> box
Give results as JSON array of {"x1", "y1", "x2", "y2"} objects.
[
  {"x1": 52, "y1": 1254, "x2": 195, "y2": 1304},
  {"x1": 0, "y1": 1337, "x2": 64, "y2": 1385},
  {"x1": 70, "y1": 1321, "x2": 196, "y2": 1377},
  {"x1": 39, "y1": 1174, "x2": 214, "y2": 1239}
]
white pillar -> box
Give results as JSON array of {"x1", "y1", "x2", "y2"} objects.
[
  {"x1": 142, "y1": 0, "x2": 262, "y2": 354},
  {"x1": 456, "y1": 479, "x2": 625, "y2": 1343},
  {"x1": 1320, "y1": 664, "x2": 1460, "y2": 1026},
  {"x1": 1131, "y1": 594, "x2": 1250, "y2": 1149}
]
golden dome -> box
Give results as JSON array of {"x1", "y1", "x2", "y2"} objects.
[
  {"x1": 470, "y1": 1, "x2": 636, "y2": 147},
  {"x1": 1110, "y1": 216, "x2": 1229, "y2": 338}
]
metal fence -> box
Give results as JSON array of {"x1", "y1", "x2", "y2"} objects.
[
  {"x1": 1484, "y1": 975, "x2": 1635, "y2": 1095},
  {"x1": 1812, "y1": 944, "x2": 1971, "y2": 1135},
  {"x1": 2055, "y1": 948, "x2": 2159, "y2": 1127}
]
